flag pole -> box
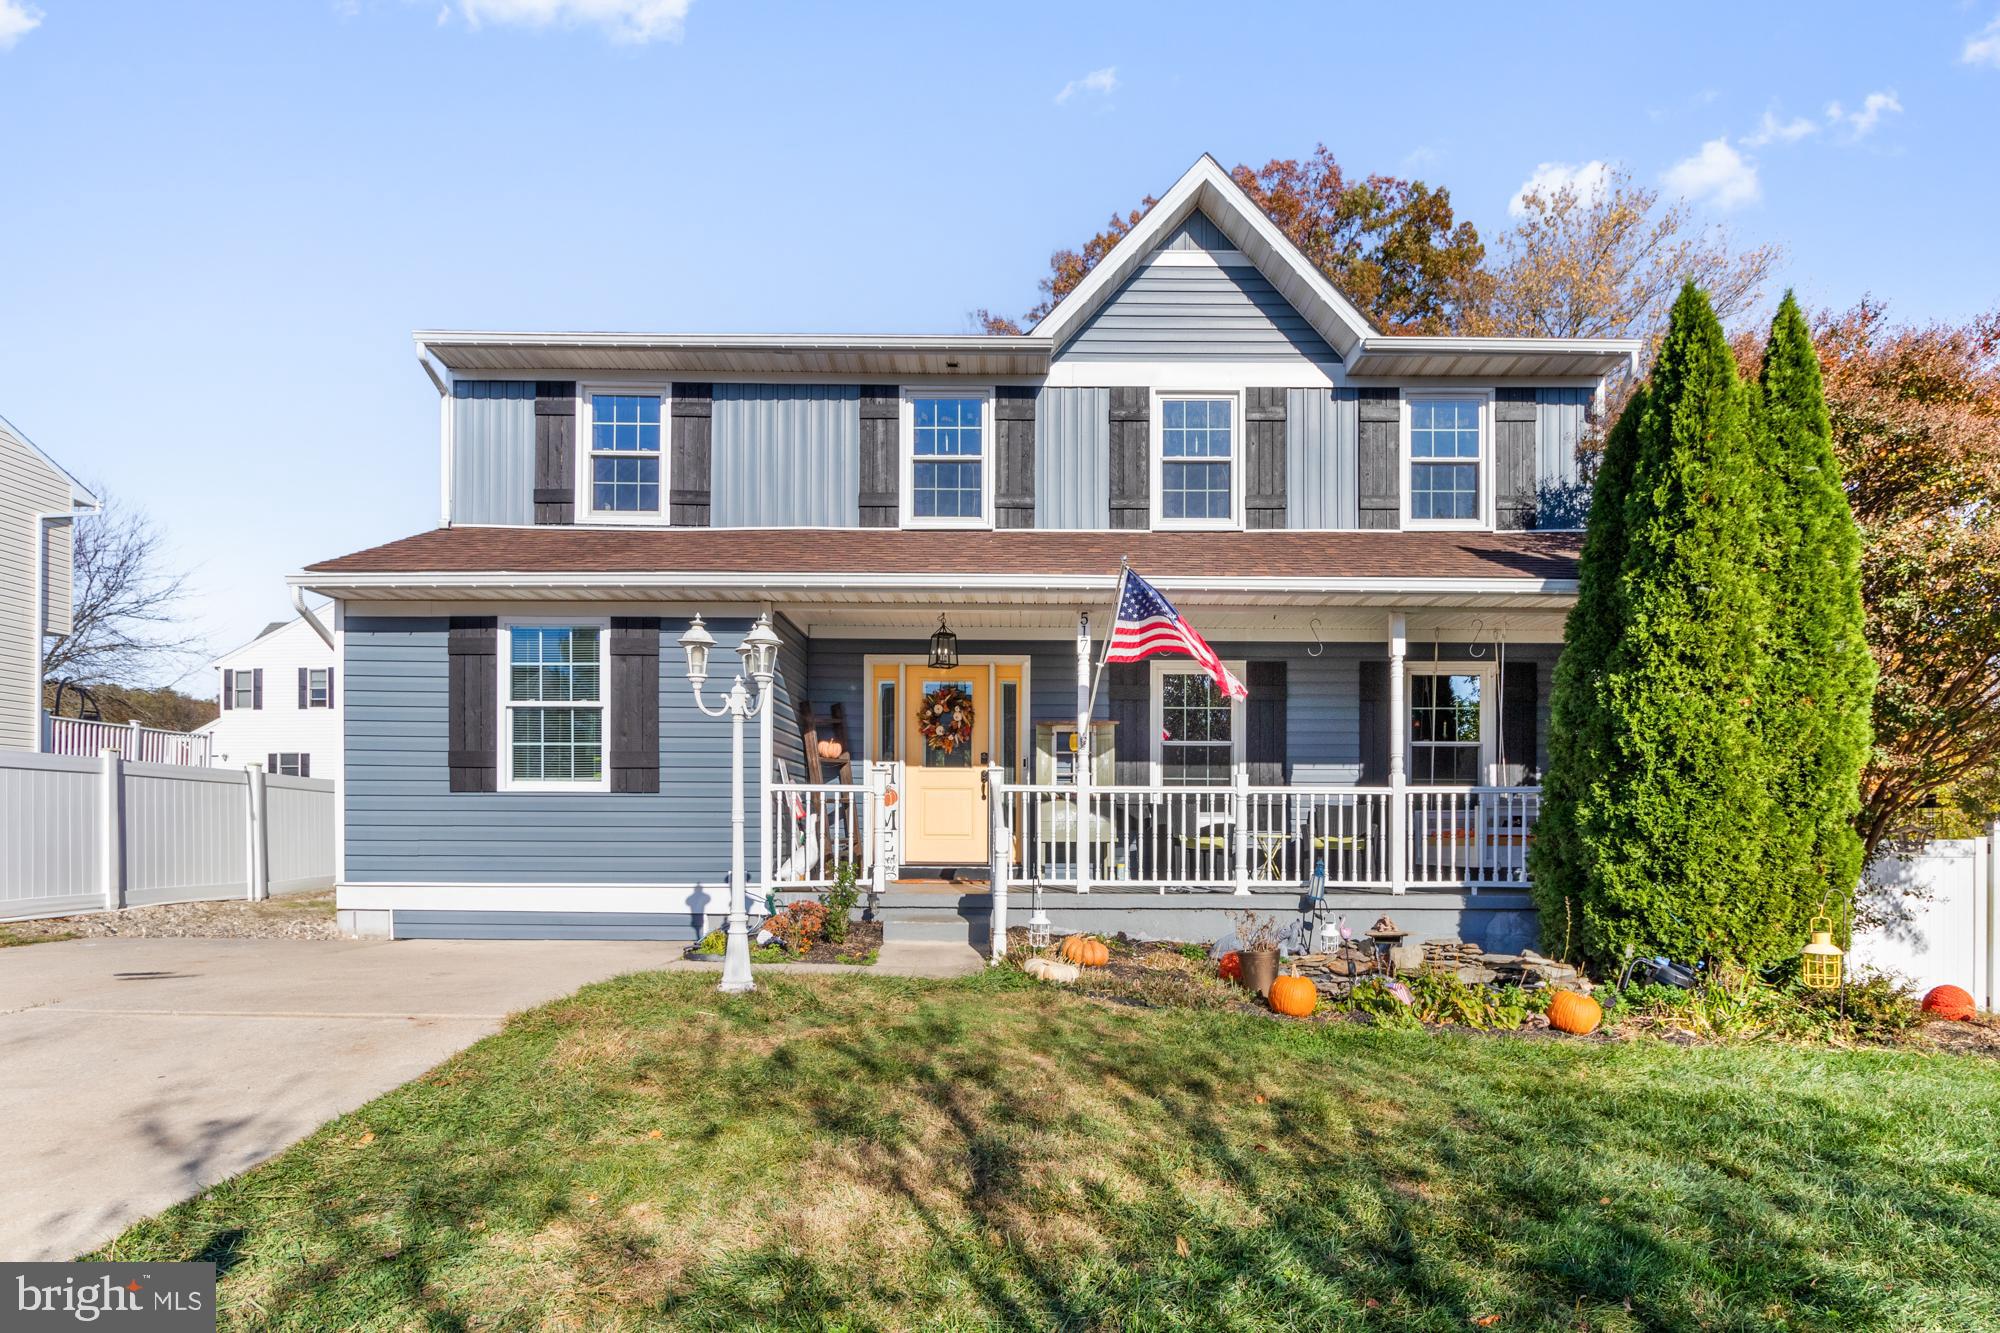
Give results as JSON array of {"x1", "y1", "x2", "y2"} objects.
[{"x1": 1086, "y1": 558, "x2": 1128, "y2": 716}]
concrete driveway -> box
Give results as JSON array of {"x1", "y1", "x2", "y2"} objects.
[{"x1": 0, "y1": 936, "x2": 679, "y2": 1261}]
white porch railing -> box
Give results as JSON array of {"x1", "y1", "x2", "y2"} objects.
[
  {"x1": 43, "y1": 716, "x2": 214, "y2": 768},
  {"x1": 768, "y1": 781, "x2": 876, "y2": 889}
]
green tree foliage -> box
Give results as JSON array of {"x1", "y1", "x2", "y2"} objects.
[{"x1": 1752, "y1": 294, "x2": 1874, "y2": 937}]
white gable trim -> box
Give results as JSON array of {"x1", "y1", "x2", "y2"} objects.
[{"x1": 1032, "y1": 155, "x2": 1380, "y2": 361}]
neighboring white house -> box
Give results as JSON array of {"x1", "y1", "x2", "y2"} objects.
[
  {"x1": 0, "y1": 412, "x2": 97, "y2": 753},
  {"x1": 201, "y1": 615, "x2": 342, "y2": 781}
]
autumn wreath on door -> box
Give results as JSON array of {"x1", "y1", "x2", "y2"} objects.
[{"x1": 918, "y1": 684, "x2": 975, "y2": 757}]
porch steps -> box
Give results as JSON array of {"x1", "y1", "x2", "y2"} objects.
[{"x1": 877, "y1": 887, "x2": 991, "y2": 952}]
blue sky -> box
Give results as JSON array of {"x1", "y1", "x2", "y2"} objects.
[{"x1": 3, "y1": 1, "x2": 1997, "y2": 687}]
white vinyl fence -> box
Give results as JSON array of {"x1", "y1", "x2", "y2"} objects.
[
  {"x1": 0, "y1": 749, "x2": 334, "y2": 922},
  {"x1": 1853, "y1": 834, "x2": 1996, "y2": 1011}
]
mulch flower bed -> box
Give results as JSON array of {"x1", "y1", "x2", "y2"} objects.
[{"x1": 685, "y1": 918, "x2": 882, "y2": 965}]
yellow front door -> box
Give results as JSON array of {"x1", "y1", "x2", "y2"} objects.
[{"x1": 901, "y1": 664, "x2": 989, "y2": 864}]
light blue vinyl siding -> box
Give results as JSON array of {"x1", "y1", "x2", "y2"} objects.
[
  {"x1": 449, "y1": 382, "x2": 536, "y2": 525},
  {"x1": 1058, "y1": 262, "x2": 1342, "y2": 366},
  {"x1": 345, "y1": 614, "x2": 787, "y2": 884},
  {"x1": 1034, "y1": 387, "x2": 1110, "y2": 529},
  {"x1": 1159, "y1": 209, "x2": 1232, "y2": 253},
  {"x1": 1535, "y1": 388, "x2": 1593, "y2": 528},
  {"x1": 711, "y1": 384, "x2": 861, "y2": 527},
  {"x1": 1286, "y1": 387, "x2": 1359, "y2": 530}
]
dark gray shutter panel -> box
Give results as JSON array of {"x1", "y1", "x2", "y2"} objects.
[
  {"x1": 221, "y1": 670, "x2": 232, "y2": 710},
  {"x1": 300, "y1": 753, "x2": 311, "y2": 779},
  {"x1": 533, "y1": 382, "x2": 577, "y2": 525},
  {"x1": 858, "y1": 386, "x2": 899, "y2": 527},
  {"x1": 267, "y1": 752, "x2": 277, "y2": 774},
  {"x1": 1495, "y1": 388, "x2": 1538, "y2": 531},
  {"x1": 994, "y1": 387, "x2": 1036, "y2": 529},
  {"x1": 1356, "y1": 389, "x2": 1400, "y2": 530},
  {"x1": 608, "y1": 617, "x2": 661, "y2": 794},
  {"x1": 447, "y1": 616, "x2": 498, "y2": 793},
  {"x1": 252, "y1": 669, "x2": 264, "y2": 710},
  {"x1": 1108, "y1": 387, "x2": 1150, "y2": 530},
  {"x1": 327, "y1": 666, "x2": 335, "y2": 709},
  {"x1": 1501, "y1": 660, "x2": 1540, "y2": 784},
  {"x1": 297, "y1": 667, "x2": 308, "y2": 710},
  {"x1": 1245, "y1": 388, "x2": 1288, "y2": 530},
  {"x1": 669, "y1": 383, "x2": 712, "y2": 526},
  {"x1": 1246, "y1": 661, "x2": 1287, "y2": 784},
  {"x1": 1106, "y1": 664, "x2": 1149, "y2": 785},
  {"x1": 1357, "y1": 659, "x2": 1390, "y2": 784}
]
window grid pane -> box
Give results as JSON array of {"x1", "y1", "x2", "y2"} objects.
[
  {"x1": 1161, "y1": 671, "x2": 1233, "y2": 786},
  {"x1": 1410, "y1": 398, "x2": 1480, "y2": 521},
  {"x1": 911, "y1": 396, "x2": 985, "y2": 519},
  {"x1": 1161, "y1": 398, "x2": 1233, "y2": 521},
  {"x1": 507, "y1": 627, "x2": 605, "y2": 784},
  {"x1": 590, "y1": 394, "x2": 662, "y2": 513},
  {"x1": 1410, "y1": 673, "x2": 1482, "y2": 785}
]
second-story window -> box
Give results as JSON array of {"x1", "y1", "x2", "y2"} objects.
[
  {"x1": 1155, "y1": 394, "x2": 1238, "y2": 528},
  {"x1": 1407, "y1": 396, "x2": 1484, "y2": 526},
  {"x1": 306, "y1": 668, "x2": 331, "y2": 708},
  {"x1": 588, "y1": 392, "x2": 663, "y2": 518},
  {"x1": 902, "y1": 391, "x2": 991, "y2": 526}
]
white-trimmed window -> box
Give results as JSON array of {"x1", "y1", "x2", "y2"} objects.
[
  {"x1": 583, "y1": 389, "x2": 664, "y2": 519},
  {"x1": 902, "y1": 389, "x2": 993, "y2": 526},
  {"x1": 1406, "y1": 663, "x2": 1494, "y2": 785},
  {"x1": 307, "y1": 668, "x2": 331, "y2": 708},
  {"x1": 1153, "y1": 393, "x2": 1239, "y2": 528},
  {"x1": 502, "y1": 621, "x2": 608, "y2": 790},
  {"x1": 1405, "y1": 394, "x2": 1486, "y2": 527},
  {"x1": 270, "y1": 753, "x2": 308, "y2": 777},
  {"x1": 231, "y1": 673, "x2": 257, "y2": 709},
  {"x1": 1150, "y1": 660, "x2": 1246, "y2": 786}
]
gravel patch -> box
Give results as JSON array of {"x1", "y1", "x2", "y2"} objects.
[{"x1": 0, "y1": 891, "x2": 340, "y2": 944}]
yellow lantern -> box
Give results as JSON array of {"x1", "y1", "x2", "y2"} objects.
[{"x1": 1800, "y1": 915, "x2": 1844, "y2": 991}]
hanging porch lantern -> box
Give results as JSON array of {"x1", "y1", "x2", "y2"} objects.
[
  {"x1": 928, "y1": 614, "x2": 959, "y2": 670},
  {"x1": 1800, "y1": 915, "x2": 1844, "y2": 991}
]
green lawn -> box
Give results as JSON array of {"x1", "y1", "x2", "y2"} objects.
[{"x1": 100, "y1": 971, "x2": 2000, "y2": 1331}]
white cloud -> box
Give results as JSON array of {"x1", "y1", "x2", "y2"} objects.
[
  {"x1": 1507, "y1": 160, "x2": 1612, "y2": 217},
  {"x1": 452, "y1": 0, "x2": 693, "y2": 43},
  {"x1": 1743, "y1": 109, "x2": 1817, "y2": 147},
  {"x1": 0, "y1": 1, "x2": 43, "y2": 50},
  {"x1": 1962, "y1": 16, "x2": 2000, "y2": 69},
  {"x1": 1663, "y1": 137, "x2": 1760, "y2": 210},
  {"x1": 1825, "y1": 90, "x2": 1901, "y2": 136},
  {"x1": 1054, "y1": 66, "x2": 1117, "y2": 105}
]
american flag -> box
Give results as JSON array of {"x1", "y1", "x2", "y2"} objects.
[{"x1": 1106, "y1": 568, "x2": 1248, "y2": 699}]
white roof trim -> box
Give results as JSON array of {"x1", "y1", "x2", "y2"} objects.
[
  {"x1": 414, "y1": 331, "x2": 1051, "y2": 357},
  {"x1": 0, "y1": 411, "x2": 99, "y2": 510},
  {"x1": 1030, "y1": 154, "x2": 1380, "y2": 360}
]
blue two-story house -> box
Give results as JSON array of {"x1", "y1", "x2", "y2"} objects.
[{"x1": 295, "y1": 156, "x2": 1637, "y2": 951}]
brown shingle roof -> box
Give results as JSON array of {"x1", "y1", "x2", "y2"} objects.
[{"x1": 305, "y1": 526, "x2": 1582, "y2": 583}]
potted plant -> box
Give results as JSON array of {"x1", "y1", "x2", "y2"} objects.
[{"x1": 1228, "y1": 910, "x2": 1284, "y2": 998}]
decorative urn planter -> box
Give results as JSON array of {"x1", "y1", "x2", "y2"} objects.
[{"x1": 1240, "y1": 947, "x2": 1280, "y2": 999}]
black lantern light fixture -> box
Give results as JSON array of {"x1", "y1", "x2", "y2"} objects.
[{"x1": 927, "y1": 613, "x2": 959, "y2": 670}]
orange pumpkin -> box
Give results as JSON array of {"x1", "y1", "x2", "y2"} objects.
[
  {"x1": 1547, "y1": 989, "x2": 1602, "y2": 1036},
  {"x1": 1268, "y1": 972, "x2": 1318, "y2": 1018},
  {"x1": 1059, "y1": 934, "x2": 1109, "y2": 968},
  {"x1": 1922, "y1": 984, "x2": 1976, "y2": 1022},
  {"x1": 817, "y1": 738, "x2": 845, "y2": 760},
  {"x1": 1217, "y1": 951, "x2": 1243, "y2": 983}
]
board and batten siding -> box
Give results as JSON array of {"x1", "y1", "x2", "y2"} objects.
[
  {"x1": 1286, "y1": 387, "x2": 1359, "y2": 530},
  {"x1": 711, "y1": 384, "x2": 861, "y2": 527},
  {"x1": 1034, "y1": 387, "x2": 1110, "y2": 529},
  {"x1": 343, "y1": 614, "x2": 790, "y2": 888},
  {"x1": 448, "y1": 381, "x2": 537, "y2": 526},
  {"x1": 1158, "y1": 209, "x2": 1233, "y2": 253},
  {"x1": 1534, "y1": 388, "x2": 1593, "y2": 529},
  {"x1": 1058, "y1": 260, "x2": 1343, "y2": 367},
  {"x1": 0, "y1": 421, "x2": 78, "y2": 752}
]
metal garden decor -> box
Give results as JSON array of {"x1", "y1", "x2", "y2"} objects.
[{"x1": 1800, "y1": 915, "x2": 1845, "y2": 991}]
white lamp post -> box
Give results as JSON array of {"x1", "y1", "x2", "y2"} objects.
[{"x1": 679, "y1": 612, "x2": 782, "y2": 994}]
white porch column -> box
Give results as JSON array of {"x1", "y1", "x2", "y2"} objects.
[
  {"x1": 1388, "y1": 611, "x2": 1408, "y2": 895},
  {"x1": 757, "y1": 621, "x2": 776, "y2": 904},
  {"x1": 1075, "y1": 610, "x2": 1093, "y2": 895},
  {"x1": 987, "y1": 760, "x2": 1009, "y2": 961}
]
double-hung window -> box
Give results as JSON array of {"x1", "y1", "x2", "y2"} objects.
[
  {"x1": 586, "y1": 391, "x2": 663, "y2": 518},
  {"x1": 1407, "y1": 395, "x2": 1485, "y2": 526},
  {"x1": 1407, "y1": 666, "x2": 1492, "y2": 784},
  {"x1": 1155, "y1": 394, "x2": 1237, "y2": 527},
  {"x1": 1152, "y1": 662, "x2": 1245, "y2": 786},
  {"x1": 503, "y1": 623, "x2": 606, "y2": 789},
  {"x1": 231, "y1": 673, "x2": 257, "y2": 710},
  {"x1": 903, "y1": 391, "x2": 991, "y2": 525},
  {"x1": 307, "y1": 668, "x2": 331, "y2": 708}
]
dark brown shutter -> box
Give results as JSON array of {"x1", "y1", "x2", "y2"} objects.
[
  {"x1": 994, "y1": 386, "x2": 1036, "y2": 529},
  {"x1": 1357, "y1": 389, "x2": 1400, "y2": 530},
  {"x1": 1106, "y1": 664, "x2": 1149, "y2": 785},
  {"x1": 1357, "y1": 659, "x2": 1390, "y2": 784},
  {"x1": 669, "y1": 383, "x2": 712, "y2": 526},
  {"x1": 1495, "y1": 388, "x2": 1538, "y2": 531},
  {"x1": 858, "y1": 386, "x2": 899, "y2": 527},
  {"x1": 252, "y1": 669, "x2": 263, "y2": 710},
  {"x1": 1109, "y1": 387, "x2": 1149, "y2": 530},
  {"x1": 297, "y1": 667, "x2": 308, "y2": 709},
  {"x1": 608, "y1": 617, "x2": 661, "y2": 794},
  {"x1": 1246, "y1": 661, "x2": 1287, "y2": 784},
  {"x1": 534, "y1": 382, "x2": 576, "y2": 525},
  {"x1": 447, "y1": 616, "x2": 498, "y2": 792},
  {"x1": 299, "y1": 753, "x2": 311, "y2": 778},
  {"x1": 1501, "y1": 660, "x2": 1540, "y2": 784},
  {"x1": 1245, "y1": 388, "x2": 1288, "y2": 530},
  {"x1": 222, "y1": 670, "x2": 233, "y2": 710}
]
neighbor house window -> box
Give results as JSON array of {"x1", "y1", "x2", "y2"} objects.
[
  {"x1": 1152, "y1": 663, "x2": 1244, "y2": 786},
  {"x1": 504, "y1": 624, "x2": 605, "y2": 788},
  {"x1": 1408, "y1": 396, "x2": 1484, "y2": 525},
  {"x1": 307, "y1": 668, "x2": 331, "y2": 708},
  {"x1": 1408, "y1": 667, "x2": 1491, "y2": 784},
  {"x1": 1156, "y1": 395, "x2": 1237, "y2": 526},
  {"x1": 587, "y1": 392, "x2": 663, "y2": 516},
  {"x1": 269, "y1": 753, "x2": 308, "y2": 777},
  {"x1": 231, "y1": 673, "x2": 257, "y2": 709},
  {"x1": 903, "y1": 391, "x2": 990, "y2": 525}
]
